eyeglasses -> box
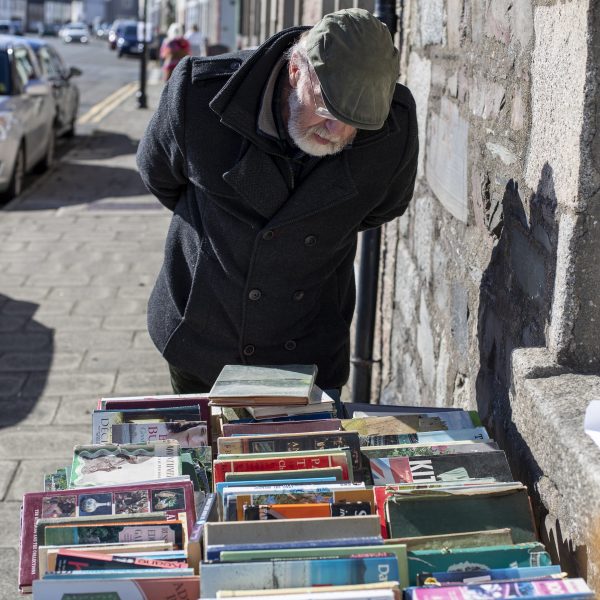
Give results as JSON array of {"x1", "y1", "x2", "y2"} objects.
[{"x1": 305, "y1": 66, "x2": 338, "y2": 121}]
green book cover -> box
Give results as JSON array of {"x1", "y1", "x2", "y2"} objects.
[
  {"x1": 386, "y1": 487, "x2": 536, "y2": 543},
  {"x1": 219, "y1": 543, "x2": 409, "y2": 588},
  {"x1": 407, "y1": 542, "x2": 551, "y2": 585},
  {"x1": 209, "y1": 364, "x2": 317, "y2": 402},
  {"x1": 43, "y1": 521, "x2": 185, "y2": 549},
  {"x1": 69, "y1": 441, "x2": 182, "y2": 488}
]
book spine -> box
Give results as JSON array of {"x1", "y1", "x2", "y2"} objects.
[{"x1": 214, "y1": 455, "x2": 349, "y2": 483}]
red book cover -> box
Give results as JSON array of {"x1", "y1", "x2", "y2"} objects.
[
  {"x1": 19, "y1": 479, "x2": 195, "y2": 592},
  {"x1": 55, "y1": 548, "x2": 187, "y2": 571},
  {"x1": 213, "y1": 453, "x2": 350, "y2": 484},
  {"x1": 222, "y1": 419, "x2": 342, "y2": 436}
]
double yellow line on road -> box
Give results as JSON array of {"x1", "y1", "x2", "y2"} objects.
[{"x1": 77, "y1": 82, "x2": 139, "y2": 125}]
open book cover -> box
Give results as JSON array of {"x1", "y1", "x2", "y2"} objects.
[{"x1": 209, "y1": 364, "x2": 318, "y2": 406}]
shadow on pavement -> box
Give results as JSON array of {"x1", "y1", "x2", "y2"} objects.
[
  {"x1": 0, "y1": 293, "x2": 53, "y2": 428},
  {"x1": 10, "y1": 129, "x2": 158, "y2": 211}
]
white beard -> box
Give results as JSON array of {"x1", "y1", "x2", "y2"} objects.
[{"x1": 286, "y1": 88, "x2": 355, "y2": 157}]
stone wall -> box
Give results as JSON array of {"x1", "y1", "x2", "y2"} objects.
[{"x1": 376, "y1": 0, "x2": 600, "y2": 589}]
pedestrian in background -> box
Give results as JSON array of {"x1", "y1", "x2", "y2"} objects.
[
  {"x1": 185, "y1": 24, "x2": 207, "y2": 56},
  {"x1": 160, "y1": 23, "x2": 190, "y2": 81},
  {"x1": 138, "y1": 9, "x2": 418, "y2": 394}
]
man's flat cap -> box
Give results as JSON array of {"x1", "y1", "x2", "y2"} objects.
[{"x1": 304, "y1": 8, "x2": 399, "y2": 130}]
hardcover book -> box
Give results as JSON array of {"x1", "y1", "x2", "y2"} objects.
[
  {"x1": 369, "y1": 451, "x2": 513, "y2": 485},
  {"x1": 42, "y1": 520, "x2": 185, "y2": 549},
  {"x1": 92, "y1": 406, "x2": 203, "y2": 444},
  {"x1": 200, "y1": 554, "x2": 400, "y2": 598},
  {"x1": 385, "y1": 486, "x2": 537, "y2": 543},
  {"x1": 19, "y1": 479, "x2": 195, "y2": 592},
  {"x1": 406, "y1": 577, "x2": 592, "y2": 599},
  {"x1": 54, "y1": 548, "x2": 188, "y2": 571},
  {"x1": 217, "y1": 431, "x2": 363, "y2": 481},
  {"x1": 214, "y1": 449, "x2": 353, "y2": 484},
  {"x1": 221, "y1": 419, "x2": 342, "y2": 436},
  {"x1": 209, "y1": 364, "x2": 318, "y2": 406},
  {"x1": 223, "y1": 467, "x2": 345, "y2": 483},
  {"x1": 32, "y1": 577, "x2": 200, "y2": 599},
  {"x1": 69, "y1": 441, "x2": 182, "y2": 488},
  {"x1": 361, "y1": 441, "x2": 499, "y2": 459},
  {"x1": 406, "y1": 542, "x2": 552, "y2": 586},
  {"x1": 111, "y1": 420, "x2": 208, "y2": 447},
  {"x1": 359, "y1": 428, "x2": 490, "y2": 447},
  {"x1": 391, "y1": 528, "x2": 514, "y2": 550}
]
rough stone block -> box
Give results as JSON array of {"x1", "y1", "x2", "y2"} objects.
[
  {"x1": 54, "y1": 394, "x2": 103, "y2": 425},
  {"x1": 417, "y1": 291, "x2": 435, "y2": 389},
  {"x1": 0, "y1": 428, "x2": 87, "y2": 461},
  {"x1": 511, "y1": 0, "x2": 533, "y2": 53},
  {"x1": 450, "y1": 282, "x2": 469, "y2": 368},
  {"x1": 401, "y1": 352, "x2": 422, "y2": 404},
  {"x1": 485, "y1": 0, "x2": 511, "y2": 44},
  {"x1": 524, "y1": 3, "x2": 587, "y2": 208},
  {"x1": 413, "y1": 196, "x2": 435, "y2": 280},
  {"x1": 406, "y1": 52, "x2": 431, "y2": 179},
  {"x1": 0, "y1": 547, "x2": 18, "y2": 599},
  {"x1": 469, "y1": 78, "x2": 505, "y2": 120},
  {"x1": 26, "y1": 315, "x2": 102, "y2": 332},
  {"x1": 446, "y1": 0, "x2": 464, "y2": 49},
  {"x1": 426, "y1": 97, "x2": 469, "y2": 222},
  {"x1": 419, "y1": 0, "x2": 444, "y2": 46},
  {"x1": 394, "y1": 241, "x2": 419, "y2": 324},
  {"x1": 486, "y1": 142, "x2": 518, "y2": 166},
  {"x1": 435, "y1": 335, "x2": 451, "y2": 406},
  {"x1": 48, "y1": 286, "x2": 116, "y2": 301},
  {"x1": 510, "y1": 226, "x2": 546, "y2": 301}
]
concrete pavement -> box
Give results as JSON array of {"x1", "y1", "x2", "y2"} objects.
[{"x1": 0, "y1": 73, "x2": 171, "y2": 598}]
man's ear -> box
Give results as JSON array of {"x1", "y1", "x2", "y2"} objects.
[{"x1": 288, "y1": 52, "x2": 301, "y2": 89}]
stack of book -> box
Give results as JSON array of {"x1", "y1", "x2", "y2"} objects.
[
  {"x1": 20, "y1": 364, "x2": 594, "y2": 600},
  {"x1": 22, "y1": 393, "x2": 214, "y2": 598}
]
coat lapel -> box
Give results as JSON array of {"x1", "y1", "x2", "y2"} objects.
[
  {"x1": 270, "y1": 153, "x2": 358, "y2": 226},
  {"x1": 222, "y1": 143, "x2": 290, "y2": 222}
]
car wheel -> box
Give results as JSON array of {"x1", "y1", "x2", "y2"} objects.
[
  {"x1": 34, "y1": 128, "x2": 55, "y2": 173},
  {"x1": 0, "y1": 143, "x2": 25, "y2": 203}
]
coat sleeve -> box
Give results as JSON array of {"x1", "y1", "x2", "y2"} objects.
[
  {"x1": 358, "y1": 95, "x2": 419, "y2": 231},
  {"x1": 136, "y1": 57, "x2": 191, "y2": 211}
]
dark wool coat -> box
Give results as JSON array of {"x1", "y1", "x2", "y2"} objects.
[{"x1": 136, "y1": 26, "x2": 419, "y2": 390}]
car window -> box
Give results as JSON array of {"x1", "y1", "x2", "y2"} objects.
[
  {"x1": 37, "y1": 46, "x2": 61, "y2": 78},
  {"x1": 13, "y1": 46, "x2": 36, "y2": 90},
  {"x1": 0, "y1": 51, "x2": 10, "y2": 94},
  {"x1": 48, "y1": 47, "x2": 67, "y2": 76}
]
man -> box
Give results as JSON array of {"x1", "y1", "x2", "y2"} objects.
[
  {"x1": 137, "y1": 8, "x2": 418, "y2": 395},
  {"x1": 184, "y1": 24, "x2": 207, "y2": 56}
]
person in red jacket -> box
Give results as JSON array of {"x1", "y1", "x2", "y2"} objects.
[{"x1": 160, "y1": 23, "x2": 190, "y2": 81}]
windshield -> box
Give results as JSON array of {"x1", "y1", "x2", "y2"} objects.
[
  {"x1": 68, "y1": 24, "x2": 87, "y2": 30},
  {"x1": 124, "y1": 25, "x2": 137, "y2": 36},
  {"x1": 0, "y1": 51, "x2": 10, "y2": 95}
]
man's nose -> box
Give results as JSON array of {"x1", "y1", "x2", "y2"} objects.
[{"x1": 324, "y1": 118, "x2": 347, "y2": 135}]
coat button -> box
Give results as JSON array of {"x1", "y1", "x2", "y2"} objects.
[
  {"x1": 304, "y1": 235, "x2": 317, "y2": 246},
  {"x1": 293, "y1": 290, "x2": 304, "y2": 301},
  {"x1": 284, "y1": 340, "x2": 297, "y2": 351},
  {"x1": 243, "y1": 344, "x2": 255, "y2": 356},
  {"x1": 262, "y1": 230, "x2": 274, "y2": 240},
  {"x1": 248, "y1": 288, "x2": 262, "y2": 301}
]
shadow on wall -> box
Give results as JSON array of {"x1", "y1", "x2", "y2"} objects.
[
  {"x1": 474, "y1": 163, "x2": 585, "y2": 576},
  {"x1": 0, "y1": 293, "x2": 53, "y2": 428}
]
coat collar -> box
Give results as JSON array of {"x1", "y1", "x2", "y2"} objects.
[{"x1": 210, "y1": 27, "x2": 393, "y2": 224}]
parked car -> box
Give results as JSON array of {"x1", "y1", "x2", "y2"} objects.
[
  {"x1": 0, "y1": 20, "x2": 23, "y2": 35},
  {"x1": 0, "y1": 35, "x2": 56, "y2": 201},
  {"x1": 37, "y1": 23, "x2": 62, "y2": 37},
  {"x1": 116, "y1": 23, "x2": 144, "y2": 57},
  {"x1": 60, "y1": 22, "x2": 89, "y2": 44},
  {"x1": 107, "y1": 20, "x2": 132, "y2": 50},
  {"x1": 25, "y1": 38, "x2": 81, "y2": 137}
]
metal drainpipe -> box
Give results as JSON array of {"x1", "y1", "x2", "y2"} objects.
[{"x1": 350, "y1": 0, "x2": 399, "y2": 404}]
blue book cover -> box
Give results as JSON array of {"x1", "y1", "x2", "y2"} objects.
[
  {"x1": 408, "y1": 543, "x2": 552, "y2": 585},
  {"x1": 200, "y1": 554, "x2": 399, "y2": 598},
  {"x1": 419, "y1": 565, "x2": 562, "y2": 585},
  {"x1": 44, "y1": 568, "x2": 195, "y2": 579},
  {"x1": 205, "y1": 535, "x2": 385, "y2": 561},
  {"x1": 216, "y1": 477, "x2": 337, "y2": 496}
]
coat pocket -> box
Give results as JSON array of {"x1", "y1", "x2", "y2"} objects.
[{"x1": 181, "y1": 235, "x2": 213, "y2": 335}]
